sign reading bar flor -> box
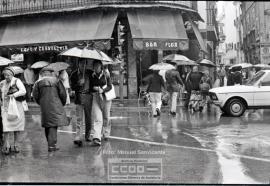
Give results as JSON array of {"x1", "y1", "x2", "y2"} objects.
[
  {"x1": 19, "y1": 45, "x2": 68, "y2": 53},
  {"x1": 133, "y1": 39, "x2": 189, "y2": 50}
]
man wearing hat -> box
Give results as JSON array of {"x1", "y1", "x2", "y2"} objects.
[{"x1": 33, "y1": 66, "x2": 68, "y2": 152}]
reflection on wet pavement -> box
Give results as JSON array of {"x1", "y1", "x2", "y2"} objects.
[{"x1": 0, "y1": 106, "x2": 270, "y2": 183}]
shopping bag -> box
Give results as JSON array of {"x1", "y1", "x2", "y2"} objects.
[
  {"x1": 104, "y1": 84, "x2": 116, "y2": 101},
  {"x1": 7, "y1": 97, "x2": 20, "y2": 121}
]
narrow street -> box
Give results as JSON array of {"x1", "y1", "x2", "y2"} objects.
[{"x1": 0, "y1": 105, "x2": 270, "y2": 184}]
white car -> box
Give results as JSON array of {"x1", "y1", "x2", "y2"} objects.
[{"x1": 209, "y1": 70, "x2": 270, "y2": 117}]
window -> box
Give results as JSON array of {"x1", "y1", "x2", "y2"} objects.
[{"x1": 261, "y1": 72, "x2": 270, "y2": 86}]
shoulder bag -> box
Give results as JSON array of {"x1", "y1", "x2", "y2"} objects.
[
  {"x1": 7, "y1": 79, "x2": 26, "y2": 102},
  {"x1": 104, "y1": 74, "x2": 116, "y2": 101}
]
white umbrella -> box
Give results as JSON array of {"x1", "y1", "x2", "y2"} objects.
[
  {"x1": 149, "y1": 62, "x2": 175, "y2": 71},
  {"x1": 31, "y1": 61, "x2": 50, "y2": 69},
  {"x1": 0, "y1": 56, "x2": 14, "y2": 66},
  {"x1": 163, "y1": 54, "x2": 190, "y2": 62},
  {"x1": 59, "y1": 46, "x2": 113, "y2": 62},
  {"x1": 46, "y1": 62, "x2": 70, "y2": 71},
  {"x1": 8, "y1": 66, "x2": 24, "y2": 74},
  {"x1": 199, "y1": 59, "x2": 216, "y2": 67},
  {"x1": 229, "y1": 63, "x2": 253, "y2": 69},
  {"x1": 254, "y1": 64, "x2": 270, "y2": 69}
]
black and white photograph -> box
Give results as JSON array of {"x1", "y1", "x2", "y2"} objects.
[{"x1": 0, "y1": 0, "x2": 269, "y2": 184}]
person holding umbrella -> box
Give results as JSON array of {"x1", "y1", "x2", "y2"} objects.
[
  {"x1": 70, "y1": 60, "x2": 93, "y2": 146},
  {"x1": 142, "y1": 69, "x2": 166, "y2": 117},
  {"x1": 89, "y1": 60, "x2": 113, "y2": 146},
  {"x1": 165, "y1": 62, "x2": 184, "y2": 116}
]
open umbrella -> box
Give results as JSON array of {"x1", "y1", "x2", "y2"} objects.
[
  {"x1": 10, "y1": 66, "x2": 24, "y2": 74},
  {"x1": 198, "y1": 59, "x2": 216, "y2": 67},
  {"x1": 229, "y1": 63, "x2": 253, "y2": 69},
  {"x1": 59, "y1": 46, "x2": 113, "y2": 62},
  {"x1": 163, "y1": 54, "x2": 190, "y2": 61},
  {"x1": 254, "y1": 64, "x2": 270, "y2": 69},
  {"x1": 0, "y1": 56, "x2": 14, "y2": 66},
  {"x1": 31, "y1": 61, "x2": 50, "y2": 69},
  {"x1": 102, "y1": 58, "x2": 123, "y2": 65},
  {"x1": 46, "y1": 62, "x2": 70, "y2": 72},
  {"x1": 149, "y1": 62, "x2": 175, "y2": 71}
]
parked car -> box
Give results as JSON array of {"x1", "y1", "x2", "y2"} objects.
[{"x1": 209, "y1": 70, "x2": 270, "y2": 117}]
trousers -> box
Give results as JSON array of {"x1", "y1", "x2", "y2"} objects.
[
  {"x1": 169, "y1": 92, "x2": 178, "y2": 112},
  {"x1": 45, "y1": 127, "x2": 57, "y2": 148},
  {"x1": 74, "y1": 94, "x2": 93, "y2": 141},
  {"x1": 149, "y1": 92, "x2": 162, "y2": 115},
  {"x1": 92, "y1": 93, "x2": 112, "y2": 141}
]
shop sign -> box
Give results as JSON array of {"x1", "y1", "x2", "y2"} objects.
[
  {"x1": 142, "y1": 40, "x2": 189, "y2": 50},
  {"x1": 11, "y1": 54, "x2": 24, "y2": 62},
  {"x1": 19, "y1": 45, "x2": 68, "y2": 53}
]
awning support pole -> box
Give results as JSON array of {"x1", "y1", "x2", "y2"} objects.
[{"x1": 158, "y1": 50, "x2": 163, "y2": 63}]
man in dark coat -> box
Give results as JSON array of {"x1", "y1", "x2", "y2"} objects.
[
  {"x1": 165, "y1": 63, "x2": 184, "y2": 116},
  {"x1": 33, "y1": 67, "x2": 68, "y2": 152},
  {"x1": 142, "y1": 70, "x2": 165, "y2": 117},
  {"x1": 70, "y1": 61, "x2": 93, "y2": 146}
]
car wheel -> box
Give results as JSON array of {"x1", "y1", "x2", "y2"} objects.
[{"x1": 225, "y1": 98, "x2": 246, "y2": 117}]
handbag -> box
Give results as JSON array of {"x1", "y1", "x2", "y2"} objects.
[
  {"x1": 7, "y1": 79, "x2": 26, "y2": 102},
  {"x1": 104, "y1": 74, "x2": 116, "y2": 101},
  {"x1": 7, "y1": 97, "x2": 20, "y2": 121}
]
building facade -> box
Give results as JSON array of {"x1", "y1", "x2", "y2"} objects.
[
  {"x1": 0, "y1": 0, "x2": 209, "y2": 99},
  {"x1": 241, "y1": 1, "x2": 270, "y2": 65}
]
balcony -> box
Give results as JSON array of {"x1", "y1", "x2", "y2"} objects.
[{"x1": 0, "y1": 0, "x2": 195, "y2": 17}]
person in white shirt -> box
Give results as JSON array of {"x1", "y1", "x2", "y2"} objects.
[{"x1": 23, "y1": 64, "x2": 35, "y2": 102}]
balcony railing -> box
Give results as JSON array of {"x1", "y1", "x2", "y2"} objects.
[{"x1": 0, "y1": 0, "x2": 193, "y2": 16}]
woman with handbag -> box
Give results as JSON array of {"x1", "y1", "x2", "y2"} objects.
[
  {"x1": 199, "y1": 70, "x2": 212, "y2": 112},
  {"x1": 0, "y1": 67, "x2": 26, "y2": 155},
  {"x1": 89, "y1": 60, "x2": 114, "y2": 146}
]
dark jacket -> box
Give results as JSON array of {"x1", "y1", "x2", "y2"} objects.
[
  {"x1": 165, "y1": 69, "x2": 184, "y2": 92},
  {"x1": 89, "y1": 71, "x2": 112, "y2": 94},
  {"x1": 142, "y1": 72, "x2": 165, "y2": 93},
  {"x1": 233, "y1": 71, "x2": 243, "y2": 85},
  {"x1": 186, "y1": 72, "x2": 203, "y2": 91},
  {"x1": 33, "y1": 76, "x2": 68, "y2": 128},
  {"x1": 70, "y1": 69, "x2": 93, "y2": 104}
]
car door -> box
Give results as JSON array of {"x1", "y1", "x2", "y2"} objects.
[{"x1": 253, "y1": 72, "x2": 270, "y2": 106}]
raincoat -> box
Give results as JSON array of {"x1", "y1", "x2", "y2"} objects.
[
  {"x1": 165, "y1": 69, "x2": 184, "y2": 92},
  {"x1": 32, "y1": 76, "x2": 68, "y2": 128}
]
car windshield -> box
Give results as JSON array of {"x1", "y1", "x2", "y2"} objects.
[{"x1": 245, "y1": 71, "x2": 265, "y2": 85}]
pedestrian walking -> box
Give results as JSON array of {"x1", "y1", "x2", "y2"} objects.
[
  {"x1": 142, "y1": 70, "x2": 166, "y2": 117},
  {"x1": 59, "y1": 69, "x2": 71, "y2": 105},
  {"x1": 0, "y1": 67, "x2": 26, "y2": 155},
  {"x1": 185, "y1": 66, "x2": 203, "y2": 109},
  {"x1": 23, "y1": 64, "x2": 35, "y2": 102},
  {"x1": 165, "y1": 63, "x2": 184, "y2": 116},
  {"x1": 89, "y1": 60, "x2": 113, "y2": 146},
  {"x1": 199, "y1": 70, "x2": 212, "y2": 111},
  {"x1": 70, "y1": 61, "x2": 93, "y2": 146},
  {"x1": 32, "y1": 66, "x2": 68, "y2": 152}
]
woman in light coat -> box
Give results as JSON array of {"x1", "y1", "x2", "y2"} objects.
[{"x1": 0, "y1": 67, "x2": 26, "y2": 155}]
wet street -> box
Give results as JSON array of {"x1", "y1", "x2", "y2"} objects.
[{"x1": 1, "y1": 105, "x2": 270, "y2": 184}]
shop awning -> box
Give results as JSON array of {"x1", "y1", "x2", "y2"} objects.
[
  {"x1": 0, "y1": 11, "x2": 118, "y2": 49},
  {"x1": 127, "y1": 9, "x2": 189, "y2": 50},
  {"x1": 189, "y1": 19, "x2": 208, "y2": 54}
]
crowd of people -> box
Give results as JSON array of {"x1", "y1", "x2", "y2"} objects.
[
  {"x1": 0, "y1": 59, "x2": 113, "y2": 155},
  {"x1": 142, "y1": 62, "x2": 256, "y2": 117}
]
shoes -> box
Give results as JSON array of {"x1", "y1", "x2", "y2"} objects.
[
  {"x1": 2, "y1": 147, "x2": 11, "y2": 155},
  {"x1": 153, "y1": 115, "x2": 158, "y2": 118},
  {"x1": 92, "y1": 138, "x2": 101, "y2": 146},
  {"x1": 74, "y1": 140, "x2": 83, "y2": 147},
  {"x1": 48, "y1": 146, "x2": 60, "y2": 152},
  {"x1": 170, "y1": 111, "x2": 176, "y2": 116},
  {"x1": 156, "y1": 108, "x2": 161, "y2": 116},
  {"x1": 13, "y1": 146, "x2": 20, "y2": 153}
]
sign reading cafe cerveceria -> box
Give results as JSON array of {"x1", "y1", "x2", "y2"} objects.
[{"x1": 19, "y1": 45, "x2": 68, "y2": 53}]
